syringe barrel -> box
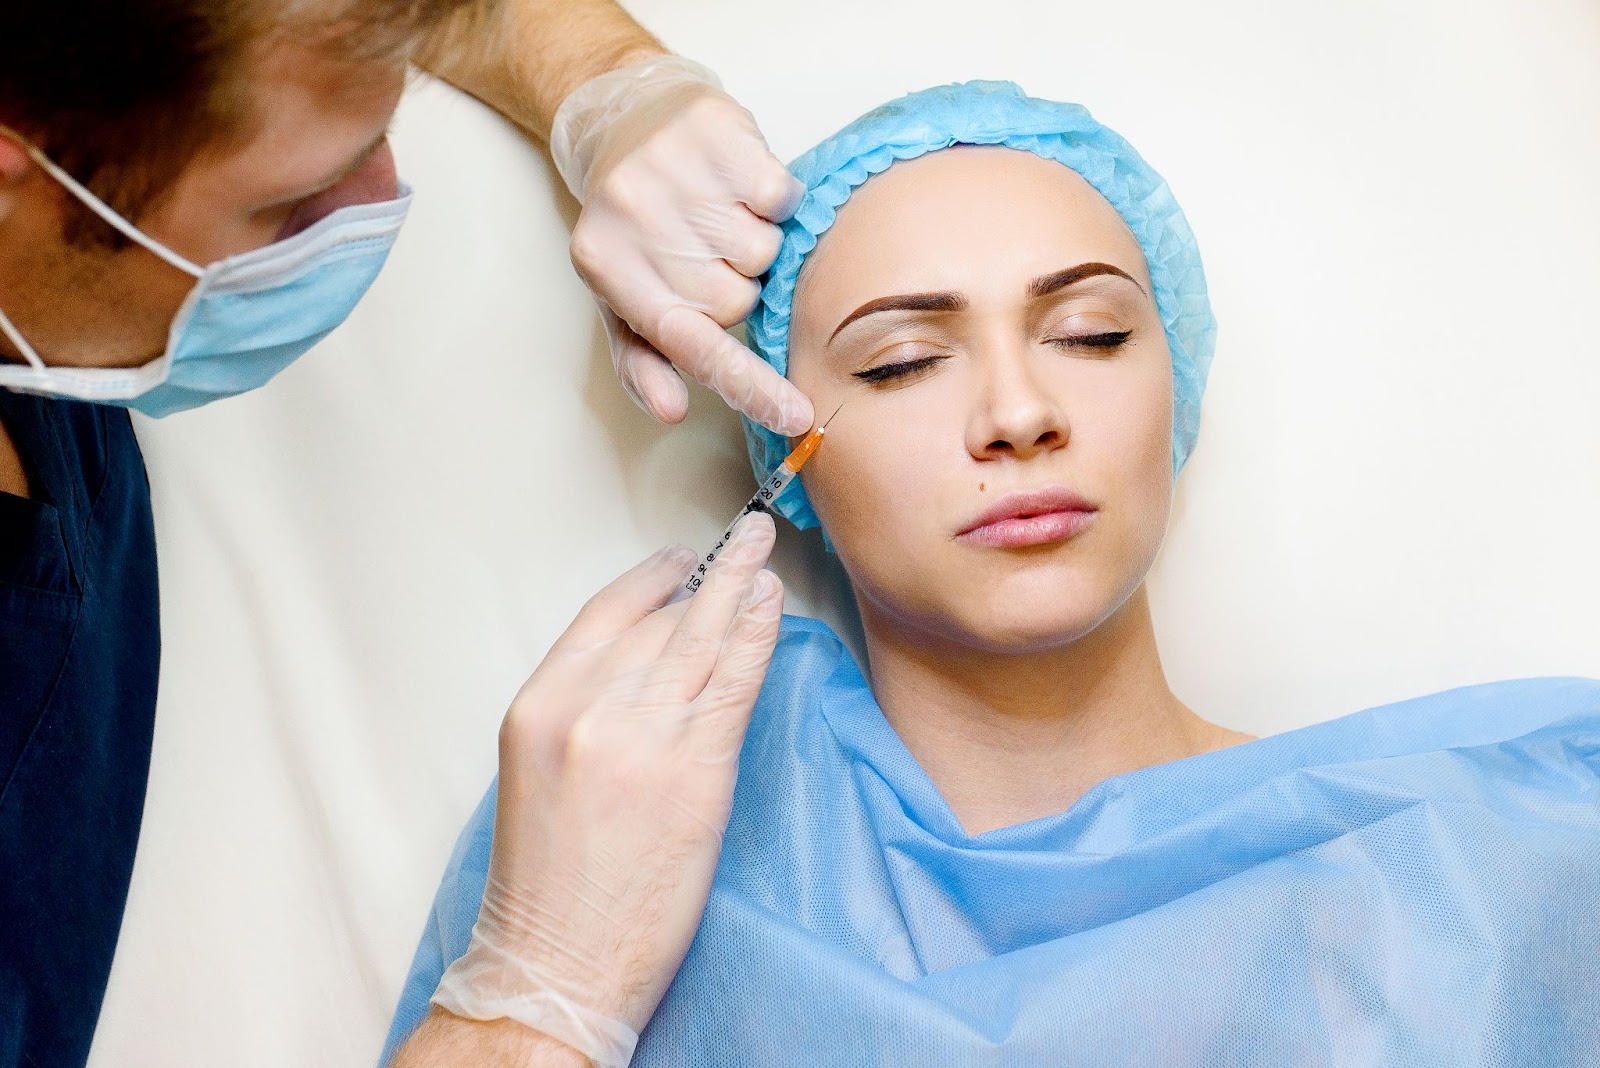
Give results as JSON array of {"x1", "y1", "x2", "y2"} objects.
[{"x1": 683, "y1": 465, "x2": 798, "y2": 594}]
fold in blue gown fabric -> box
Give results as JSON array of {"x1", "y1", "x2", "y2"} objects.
[{"x1": 383, "y1": 617, "x2": 1600, "y2": 1066}]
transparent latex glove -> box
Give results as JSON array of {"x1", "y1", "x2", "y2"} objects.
[
  {"x1": 551, "y1": 55, "x2": 812, "y2": 437},
  {"x1": 431, "y1": 513, "x2": 784, "y2": 1067}
]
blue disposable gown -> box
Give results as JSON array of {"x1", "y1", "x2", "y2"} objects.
[{"x1": 383, "y1": 616, "x2": 1600, "y2": 1066}]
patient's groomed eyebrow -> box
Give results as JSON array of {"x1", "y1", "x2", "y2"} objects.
[
  {"x1": 829, "y1": 262, "x2": 1145, "y2": 343},
  {"x1": 1027, "y1": 262, "x2": 1145, "y2": 299},
  {"x1": 829, "y1": 293, "x2": 968, "y2": 342}
]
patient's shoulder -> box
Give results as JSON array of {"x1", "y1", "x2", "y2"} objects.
[
  {"x1": 1412, "y1": 675, "x2": 1600, "y2": 729},
  {"x1": 747, "y1": 615, "x2": 869, "y2": 729},
  {"x1": 1342, "y1": 675, "x2": 1600, "y2": 760},
  {"x1": 776, "y1": 612, "x2": 847, "y2": 644},
  {"x1": 772, "y1": 614, "x2": 863, "y2": 677}
]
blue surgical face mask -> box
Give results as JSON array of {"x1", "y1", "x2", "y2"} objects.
[{"x1": 0, "y1": 136, "x2": 411, "y2": 417}]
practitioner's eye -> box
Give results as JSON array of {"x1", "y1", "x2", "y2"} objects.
[
  {"x1": 853, "y1": 354, "x2": 949, "y2": 387},
  {"x1": 1044, "y1": 330, "x2": 1133, "y2": 353}
]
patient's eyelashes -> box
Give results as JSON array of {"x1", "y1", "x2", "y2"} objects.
[
  {"x1": 1044, "y1": 330, "x2": 1132, "y2": 352},
  {"x1": 853, "y1": 355, "x2": 949, "y2": 386},
  {"x1": 852, "y1": 329, "x2": 1132, "y2": 387}
]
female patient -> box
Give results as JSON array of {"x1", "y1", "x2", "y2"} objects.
[{"x1": 386, "y1": 83, "x2": 1600, "y2": 1066}]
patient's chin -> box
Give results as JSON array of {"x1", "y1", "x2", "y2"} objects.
[
  {"x1": 844, "y1": 538, "x2": 1141, "y2": 657},
  {"x1": 957, "y1": 602, "x2": 1112, "y2": 655},
  {"x1": 898, "y1": 580, "x2": 1123, "y2": 658}
]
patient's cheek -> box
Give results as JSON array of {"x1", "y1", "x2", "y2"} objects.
[
  {"x1": 800, "y1": 436, "x2": 892, "y2": 548},
  {"x1": 797, "y1": 451, "x2": 857, "y2": 537},
  {"x1": 803, "y1": 431, "x2": 933, "y2": 579}
]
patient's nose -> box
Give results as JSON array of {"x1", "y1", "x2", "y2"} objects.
[{"x1": 966, "y1": 344, "x2": 1070, "y2": 462}]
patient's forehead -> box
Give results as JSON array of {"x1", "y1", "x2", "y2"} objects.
[{"x1": 791, "y1": 145, "x2": 1151, "y2": 343}]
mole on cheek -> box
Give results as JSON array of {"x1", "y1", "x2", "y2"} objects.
[{"x1": 979, "y1": 482, "x2": 986, "y2": 492}]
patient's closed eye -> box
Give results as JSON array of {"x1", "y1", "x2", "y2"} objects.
[
  {"x1": 853, "y1": 354, "x2": 949, "y2": 386},
  {"x1": 1045, "y1": 330, "x2": 1132, "y2": 352}
]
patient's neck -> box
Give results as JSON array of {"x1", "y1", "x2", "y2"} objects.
[{"x1": 860, "y1": 586, "x2": 1248, "y2": 835}]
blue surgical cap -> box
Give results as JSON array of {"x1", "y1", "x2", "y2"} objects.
[{"x1": 742, "y1": 80, "x2": 1216, "y2": 529}]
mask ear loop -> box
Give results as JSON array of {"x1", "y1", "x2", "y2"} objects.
[
  {"x1": 0, "y1": 126, "x2": 204, "y2": 278},
  {"x1": 0, "y1": 127, "x2": 204, "y2": 372},
  {"x1": 0, "y1": 129, "x2": 64, "y2": 368},
  {"x1": 0, "y1": 306, "x2": 47, "y2": 370}
]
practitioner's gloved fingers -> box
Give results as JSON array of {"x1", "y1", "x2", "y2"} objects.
[
  {"x1": 688, "y1": 567, "x2": 783, "y2": 760},
  {"x1": 651, "y1": 306, "x2": 812, "y2": 435},
  {"x1": 600, "y1": 303, "x2": 691, "y2": 426},
  {"x1": 583, "y1": 511, "x2": 776, "y2": 676},
  {"x1": 649, "y1": 511, "x2": 776, "y2": 702},
  {"x1": 717, "y1": 206, "x2": 787, "y2": 277},
  {"x1": 552, "y1": 542, "x2": 696, "y2": 653},
  {"x1": 553, "y1": 54, "x2": 812, "y2": 438},
  {"x1": 436, "y1": 514, "x2": 784, "y2": 1063}
]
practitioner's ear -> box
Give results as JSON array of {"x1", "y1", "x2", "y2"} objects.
[
  {"x1": 0, "y1": 131, "x2": 42, "y2": 230},
  {"x1": 0, "y1": 131, "x2": 37, "y2": 225}
]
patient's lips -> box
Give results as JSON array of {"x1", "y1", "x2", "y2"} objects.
[{"x1": 955, "y1": 487, "x2": 1097, "y2": 549}]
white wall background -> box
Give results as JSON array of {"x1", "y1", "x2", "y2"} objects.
[{"x1": 89, "y1": 1, "x2": 1599, "y2": 1064}]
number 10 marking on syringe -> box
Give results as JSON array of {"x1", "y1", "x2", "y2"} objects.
[{"x1": 683, "y1": 404, "x2": 842, "y2": 595}]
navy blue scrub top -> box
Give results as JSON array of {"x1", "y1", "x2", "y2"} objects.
[{"x1": 0, "y1": 389, "x2": 159, "y2": 1068}]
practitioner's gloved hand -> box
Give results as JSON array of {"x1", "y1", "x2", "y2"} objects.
[
  {"x1": 551, "y1": 54, "x2": 813, "y2": 438},
  {"x1": 430, "y1": 513, "x2": 784, "y2": 1068}
]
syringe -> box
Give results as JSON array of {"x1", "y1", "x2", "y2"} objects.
[{"x1": 683, "y1": 404, "x2": 843, "y2": 595}]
